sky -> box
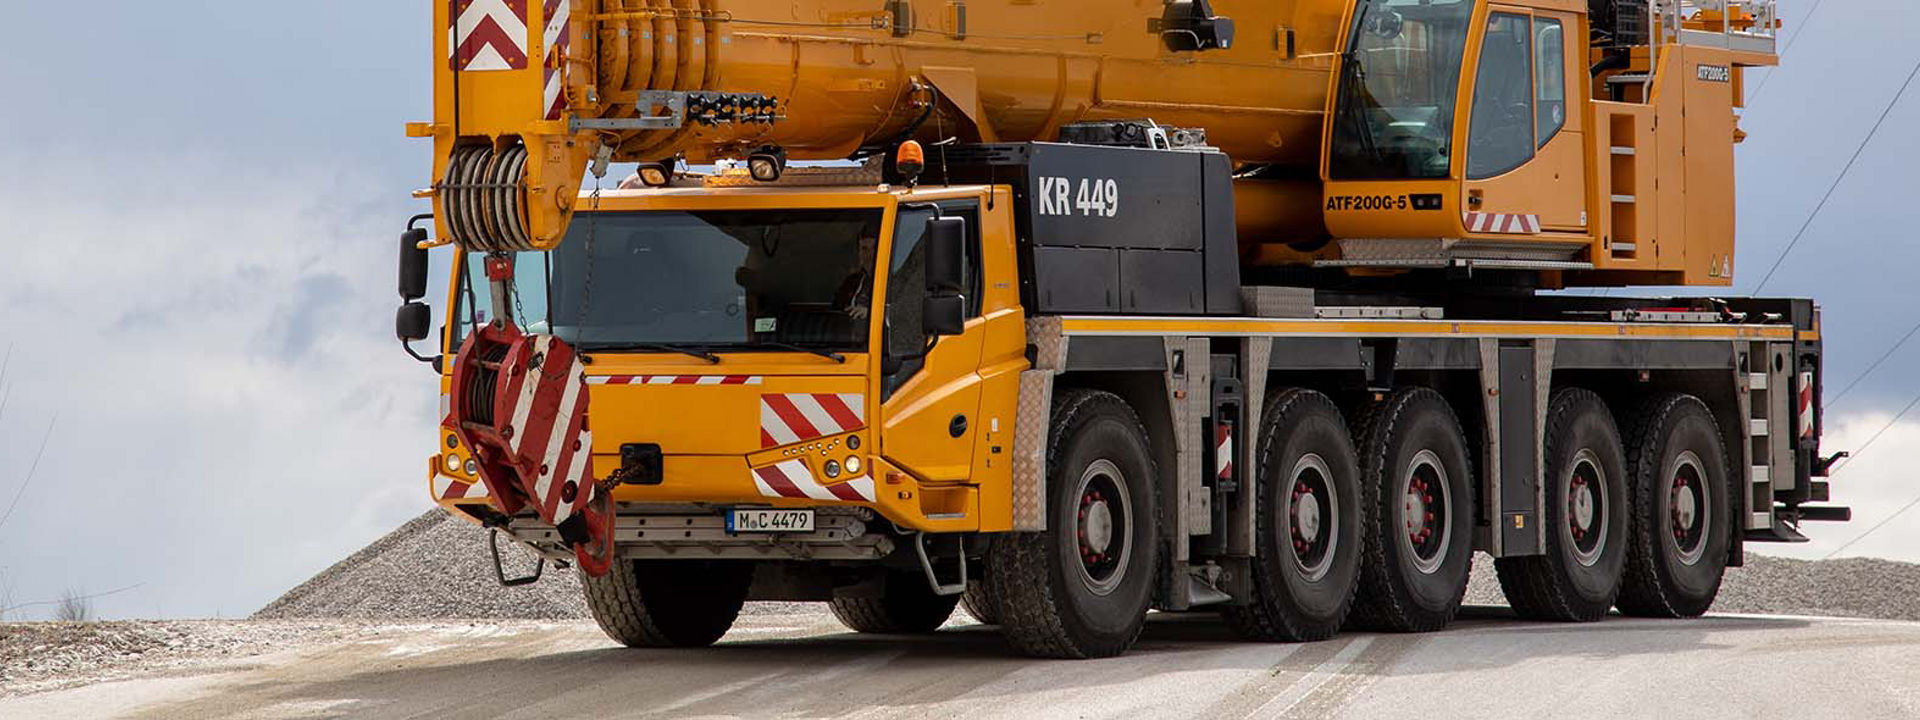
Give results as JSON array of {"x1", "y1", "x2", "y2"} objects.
[{"x1": 0, "y1": 0, "x2": 1914, "y2": 620}]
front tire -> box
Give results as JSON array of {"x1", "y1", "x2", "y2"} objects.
[
  {"x1": 987, "y1": 389, "x2": 1161, "y2": 659},
  {"x1": 1616, "y1": 394, "x2": 1731, "y2": 618},
  {"x1": 1349, "y1": 388, "x2": 1476, "y2": 633},
  {"x1": 1222, "y1": 389, "x2": 1362, "y2": 642},
  {"x1": 829, "y1": 570, "x2": 959, "y2": 633},
  {"x1": 960, "y1": 579, "x2": 1000, "y2": 625},
  {"x1": 1495, "y1": 388, "x2": 1630, "y2": 621},
  {"x1": 583, "y1": 559, "x2": 753, "y2": 648}
]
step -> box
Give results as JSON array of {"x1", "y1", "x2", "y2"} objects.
[
  {"x1": 1608, "y1": 73, "x2": 1653, "y2": 84},
  {"x1": 1751, "y1": 465, "x2": 1771, "y2": 485},
  {"x1": 1613, "y1": 242, "x2": 1638, "y2": 254},
  {"x1": 1749, "y1": 372, "x2": 1769, "y2": 391},
  {"x1": 1750, "y1": 418, "x2": 1769, "y2": 437},
  {"x1": 1611, "y1": 194, "x2": 1636, "y2": 204},
  {"x1": 1610, "y1": 146, "x2": 1637, "y2": 156}
]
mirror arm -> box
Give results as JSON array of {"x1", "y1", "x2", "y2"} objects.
[{"x1": 402, "y1": 339, "x2": 444, "y2": 372}]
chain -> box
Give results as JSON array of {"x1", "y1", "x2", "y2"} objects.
[{"x1": 577, "y1": 182, "x2": 603, "y2": 332}]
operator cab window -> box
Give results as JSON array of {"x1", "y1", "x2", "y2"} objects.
[
  {"x1": 1326, "y1": 0, "x2": 1477, "y2": 181},
  {"x1": 1534, "y1": 17, "x2": 1566, "y2": 148},
  {"x1": 1466, "y1": 12, "x2": 1537, "y2": 180}
]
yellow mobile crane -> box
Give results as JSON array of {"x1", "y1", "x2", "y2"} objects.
[{"x1": 396, "y1": 0, "x2": 1847, "y2": 658}]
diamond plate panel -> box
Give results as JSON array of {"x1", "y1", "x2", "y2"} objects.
[
  {"x1": 1027, "y1": 317, "x2": 1068, "y2": 371},
  {"x1": 1012, "y1": 370, "x2": 1054, "y2": 531}
]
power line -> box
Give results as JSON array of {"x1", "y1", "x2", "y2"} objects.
[
  {"x1": 1824, "y1": 318, "x2": 1920, "y2": 411},
  {"x1": 1750, "y1": 58, "x2": 1920, "y2": 295},
  {"x1": 1818, "y1": 390, "x2": 1920, "y2": 559},
  {"x1": 0, "y1": 582, "x2": 143, "y2": 616},
  {"x1": 0, "y1": 414, "x2": 57, "y2": 530},
  {"x1": 1746, "y1": 0, "x2": 1829, "y2": 102}
]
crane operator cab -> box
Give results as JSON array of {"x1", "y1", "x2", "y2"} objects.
[{"x1": 1318, "y1": 0, "x2": 1777, "y2": 286}]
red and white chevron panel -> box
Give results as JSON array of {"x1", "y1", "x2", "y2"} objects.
[
  {"x1": 540, "y1": 0, "x2": 570, "y2": 119},
  {"x1": 760, "y1": 393, "x2": 865, "y2": 448},
  {"x1": 586, "y1": 375, "x2": 763, "y2": 386},
  {"x1": 1798, "y1": 371, "x2": 1815, "y2": 440},
  {"x1": 499, "y1": 334, "x2": 595, "y2": 526},
  {"x1": 1215, "y1": 423, "x2": 1234, "y2": 482},
  {"x1": 1463, "y1": 212, "x2": 1542, "y2": 235},
  {"x1": 433, "y1": 474, "x2": 492, "y2": 502},
  {"x1": 450, "y1": 0, "x2": 529, "y2": 71},
  {"x1": 751, "y1": 459, "x2": 877, "y2": 502}
]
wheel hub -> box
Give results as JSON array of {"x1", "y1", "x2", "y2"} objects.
[
  {"x1": 1083, "y1": 497, "x2": 1114, "y2": 555},
  {"x1": 1403, "y1": 476, "x2": 1435, "y2": 544},
  {"x1": 1570, "y1": 475, "x2": 1595, "y2": 535},
  {"x1": 1294, "y1": 491, "x2": 1322, "y2": 540}
]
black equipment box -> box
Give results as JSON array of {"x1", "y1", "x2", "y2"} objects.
[{"x1": 931, "y1": 142, "x2": 1242, "y2": 316}]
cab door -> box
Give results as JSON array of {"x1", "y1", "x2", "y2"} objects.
[
  {"x1": 876, "y1": 200, "x2": 989, "y2": 486},
  {"x1": 1461, "y1": 7, "x2": 1587, "y2": 232}
]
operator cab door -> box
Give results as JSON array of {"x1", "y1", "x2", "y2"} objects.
[
  {"x1": 1460, "y1": 6, "x2": 1587, "y2": 232},
  {"x1": 877, "y1": 201, "x2": 988, "y2": 487}
]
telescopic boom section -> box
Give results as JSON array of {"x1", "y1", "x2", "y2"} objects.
[{"x1": 414, "y1": 0, "x2": 1349, "y2": 252}]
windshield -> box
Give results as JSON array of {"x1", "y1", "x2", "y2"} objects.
[
  {"x1": 453, "y1": 209, "x2": 882, "y2": 353},
  {"x1": 1327, "y1": 0, "x2": 1476, "y2": 181}
]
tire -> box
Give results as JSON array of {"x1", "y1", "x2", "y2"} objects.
[
  {"x1": 1349, "y1": 387, "x2": 1476, "y2": 633},
  {"x1": 986, "y1": 389, "x2": 1161, "y2": 658},
  {"x1": 1495, "y1": 388, "x2": 1630, "y2": 622},
  {"x1": 960, "y1": 579, "x2": 1000, "y2": 625},
  {"x1": 1616, "y1": 394, "x2": 1731, "y2": 618},
  {"x1": 582, "y1": 559, "x2": 753, "y2": 648},
  {"x1": 829, "y1": 570, "x2": 960, "y2": 633},
  {"x1": 1222, "y1": 389, "x2": 1362, "y2": 642}
]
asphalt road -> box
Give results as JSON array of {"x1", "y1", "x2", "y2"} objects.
[{"x1": 9, "y1": 607, "x2": 1920, "y2": 719}]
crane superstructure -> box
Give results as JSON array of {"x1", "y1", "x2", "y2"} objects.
[{"x1": 396, "y1": 0, "x2": 1848, "y2": 659}]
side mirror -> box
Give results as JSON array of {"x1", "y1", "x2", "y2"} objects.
[
  {"x1": 396, "y1": 301, "x2": 432, "y2": 342},
  {"x1": 922, "y1": 294, "x2": 965, "y2": 337},
  {"x1": 399, "y1": 228, "x2": 430, "y2": 301},
  {"x1": 925, "y1": 216, "x2": 966, "y2": 294}
]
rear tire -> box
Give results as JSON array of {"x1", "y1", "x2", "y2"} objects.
[
  {"x1": 829, "y1": 571, "x2": 959, "y2": 633},
  {"x1": 1349, "y1": 388, "x2": 1475, "y2": 633},
  {"x1": 1222, "y1": 389, "x2": 1362, "y2": 642},
  {"x1": 583, "y1": 559, "x2": 753, "y2": 647},
  {"x1": 1616, "y1": 394, "x2": 1731, "y2": 618},
  {"x1": 960, "y1": 579, "x2": 1000, "y2": 625},
  {"x1": 1495, "y1": 388, "x2": 1630, "y2": 621},
  {"x1": 987, "y1": 389, "x2": 1161, "y2": 659}
]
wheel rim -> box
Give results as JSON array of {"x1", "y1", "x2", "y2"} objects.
[
  {"x1": 1398, "y1": 449, "x2": 1452, "y2": 575},
  {"x1": 1564, "y1": 448, "x2": 1609, "y2": 567},
  {"x1": 1287, "y1": 453, "x2": 1340, "y2": 582},
  {"x1": 1074, "y1": 458, "x2": 1133, "y2": 596},
  {"x1": 1667, "y1": 450, "x2": 1711, "y2": 565}
]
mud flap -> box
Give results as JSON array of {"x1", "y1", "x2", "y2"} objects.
[{"x1": 446, "y1": 320, "x2": 616, "y2": 577}]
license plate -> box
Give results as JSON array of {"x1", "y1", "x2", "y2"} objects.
[{"x1": 728, "y1": 509, "x2": 815, "y2": 533}]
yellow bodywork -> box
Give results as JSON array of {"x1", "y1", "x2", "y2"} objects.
[{"x1": 432, "y1": 183, "x2": 1028, "y2": 533}]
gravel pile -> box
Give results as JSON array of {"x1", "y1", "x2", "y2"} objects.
[
  {"x1": 263, "y1": 511, "x2": 1920, "y2": 624},
  {"x1": 1465, "y1": 552, "x2": 1920, "y2": 621},
  {"x1": 0, "y1": 619, "x2": 366, "y2": 697},
  {"x1": 255, "y1": 511, "x2": 589, "y2": 621}
]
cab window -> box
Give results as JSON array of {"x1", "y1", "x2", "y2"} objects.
[
  {"x1": 1534, "y1": 17, "x2": 1566, "y2": 148},
  {"x1": 882, "y1": 203, "x2": 981, "y2": 398},
  {"x1": 1466, "y1": 12, "x2": 1536, "y2": 180}
]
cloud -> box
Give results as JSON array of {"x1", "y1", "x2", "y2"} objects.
[{"x1": 0, "y1": 144, "x2": 443, "y2": 619}]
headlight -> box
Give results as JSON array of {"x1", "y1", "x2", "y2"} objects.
[
  {"x1": 444, "y1": 453, "x2": 462, "y2": 473},
  {"x1": 823, "y1": 459, "x2": 841, "y2": 478},
  {"x1": 463, "y1": 458, "x2": 478, "y2": 476},
  {"x1": 844, "y1": 456, "x2": 863, "y2": 475}
]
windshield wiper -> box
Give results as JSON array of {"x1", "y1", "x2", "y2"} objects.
[
  {"x1": 754, "y1": 341, "x2": 847, "y2": 363},
  {"x1": 583, "y1": 343, "x2": 722, "y2": 364}
]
